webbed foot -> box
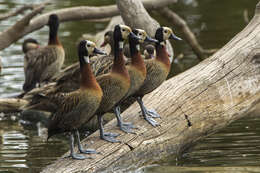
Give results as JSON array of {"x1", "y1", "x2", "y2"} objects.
[
  {"x1": 119, "y1": 124, "x2": 136, "y2": 134},
  {"x1": 144, "y1": 115, "x2": 159, "y2": 127},
  {"x1": 70, "y1": 153, "x2": 89, "y2": 160},
  {"x1": 147, "y1": 109, "x2": 161, "y2": 118},
  {"x1": 101, "y1": 135, "x2": 121, "y2": 143},
  {"x1": 104, "y1": 132, "x2": 120, "y2": 137},
  {"x1": 79, "y1": 148, "x2": 100, "y2": 154}
]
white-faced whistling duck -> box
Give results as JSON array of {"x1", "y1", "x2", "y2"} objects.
[
  {"x1": 23, "y1": 14, "x2": 65, "y2": 92},
  {"x1": 47, "y1": 40, "x2": 105, "y2": 160},
  {"x1": 113, "y1": 29, "x2": 158, "y2": 134},
  {"x1": 143, "y1": 44, "x2": 156, "y2": 59},
  {"x1": 95, "y1": 24, "x2": 140, "y2": 143},
  {"x1": 133, "y1": 27, "x2": 182, "y2": 126}
]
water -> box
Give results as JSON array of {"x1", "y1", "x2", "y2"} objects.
[
  {"x1": 141, "y1": 116, "x2": 260, "y2": 173},
  {"x1": 0, "y1": 0, "x2": 259, "y2": 172}
]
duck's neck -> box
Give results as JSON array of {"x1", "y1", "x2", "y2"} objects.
[
  {"x1": 155, "y1": 41, "x2": 170, "y2": 68},
  {"x1": 48, "y1": 25, "x2": 61, "y2": 46},
  {"x1": 129, "y1": 42, "x2": 145, "y2": 70},
  {"x1": 109, "y1": 39, "x2": 115, "y2": 56},
  {"x1": 80, "y1": 56, "x2": 99, "y2": 90},
  {"x1": 112, "y1": 40, "x2": 128, "y2": 76}
]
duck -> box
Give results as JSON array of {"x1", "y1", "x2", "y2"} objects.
[
  {"x1": 23, "y1": 14, "x2": 65, "y2": 92},
  {"x1": 95, "y1": 24, "x2": 140, "y2": 143},
  {"x1": 132, "y1": 27, "x2": 182, "y2": 126},
  {"x1": 47, "y1": 40, "x2": 105, "y2": 160},
  {"x1": 49, "y1": 31, "x2": 119, "y2": 94},
  {"x1": 101, "y1": 30, "x2": 130, "y2": 59},
  {"x1": 22, "y1": 38, "x2": 39, "y2": 54},
  {"x1": 143, "y1": 44, "x2": 156, "y2": 59},
  {"x1": 113, "y1": 29, "x2": 158, "y2": 133},
  {"x1": 101, "y1": 30, "x2": 156, "y2": 60}
]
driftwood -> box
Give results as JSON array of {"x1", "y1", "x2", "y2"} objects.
[
  {"x1": 0, "y1": 98, "x2": 28, "y2": 113},
  {"x1": 0, "y1": 0, "x2": 177, "y2": 51},
  {"x1": 41, "y1": 1, "x2": 260, "y2": 173}
]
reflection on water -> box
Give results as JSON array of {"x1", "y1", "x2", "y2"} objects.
[
  {"x1": 0, "y1": 0, "x2": 260, "y2": 172},
  {"x1": 0, "y1": 119, "x2": 69, "y2": 173},
  {"x1": 141, "y1": 116, "x2": 260, "y2": 173}
]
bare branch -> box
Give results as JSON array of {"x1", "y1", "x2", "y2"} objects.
[
  {"x1": 0, "y1": 0, "x2": 177, "y2": 51},
  {"x1": 159, "y1": 7, "x2": 218, "y2": 61},
  {"x1": 0, "y1": 5, "x2": 34, "y2": 21},
  {"x1": 0, "y1": 5, "x2": 45, "y2": 50},
  {"x1": 0, "y1": 1, "x2": 51, "y2": 21}
]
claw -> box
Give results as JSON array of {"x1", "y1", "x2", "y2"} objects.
[
  {"x1": 144, "y1": 116, "x2": 159, "y2": 127},
  {"x1": 147, "y1": 109, "x2": 161, "y2": 118}
]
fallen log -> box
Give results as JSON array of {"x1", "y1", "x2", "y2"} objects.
[
  {"x1": 41, "y1": 1, "x2": 260, "y2": 173},
  {"x1": 0, "y1": 98, "x2": 28, "y2": 113}
]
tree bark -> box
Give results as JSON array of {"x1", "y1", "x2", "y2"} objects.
[
  {"x1": 0, "y1": 0, "x2": 177, "y2": 51},
  {"x1": 41, "y1": 2, "x2": 260, "y2": 173},
  {"x1": 0, "y1": 98, "x2": 28, "y2": 113}
]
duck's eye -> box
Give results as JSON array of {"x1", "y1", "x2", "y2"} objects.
[
  {"x1": 87, "y1": 44, "x2": 91, "y2": 47},
  {"x1": 138, "y1": 33, "x2": 142, "y2": 36},
  {"x1": 164, "y1": 30, "x2": 168, "y2": 34},
  {"x1": 122, "y1": 28, "x2": 125, "y2": 32}
]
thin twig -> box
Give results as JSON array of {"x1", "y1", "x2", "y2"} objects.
[
  {"x1": 159, "y1": 7, "x2": 217, "y2": 61},
  {"x1": 0, "y1": 1, "x2": 51, "y2": 21}
]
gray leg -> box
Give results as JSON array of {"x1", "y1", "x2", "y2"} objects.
[
  {"x1": 76, "y1": 130, "x2": 98, "y2": 155},
  {"x1": 69, "y1": 133, "x2": 86, "y2": 160},
  {"x1": 114, "y1": 106, "x2": 135, "y2": 134},
  {"x1": 115, "y1": 106, "x2": 133, "y2": 127},
  {"x1": 136, "y1": 97, "x2": 159, "y2": 127},
  {"x1": 98, "y1": 114, "x2": 120, "y2": 143}
]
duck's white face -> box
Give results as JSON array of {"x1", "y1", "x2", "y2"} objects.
[
  {"x1": 162, "y1": 27, "x2": 174, "y2": 40},
  {"x1": 85, "y1": 40, "x2": 96, "y2": 55},
  {"x1": 135, "y1": 29, "x2": 147, "y2": 43},
  {"x1": 119, "y1": 24, "x2": 132, "y2": 40}
]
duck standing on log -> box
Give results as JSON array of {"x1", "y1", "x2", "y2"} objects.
[
  {"x1": 47, "y1": 40, "x2": 105, "y2": 160},
  {"x1": 113, "y1": 29, "x2": 158, "y2": 133},
  {"x1": 23, "y1": 14, "x2": 65, "y2": 92},
  {"x1": 133, "y1": 27, "x2": 182, "y2": 126},
  {"x1": 95, "y1": 24, "x2": 140, "y2": 143}
]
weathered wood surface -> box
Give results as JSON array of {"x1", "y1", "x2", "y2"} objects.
[
  {"x1": 41, "y1": 2, "x2": 260, "y2": 173},
  {"x1": 0, "y1": 98, "x2": 28, "y2": 113}
]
